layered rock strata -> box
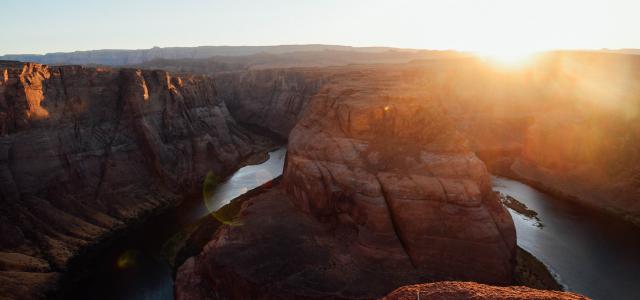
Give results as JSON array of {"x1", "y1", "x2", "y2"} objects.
[
  {"x1": 176, "y1": 66, "x2": 517, "y2": 299},
  {"x1": 215, "y1": 68, "x2": 329, "y2": 137},
  {"x1": 283, "y1": 69, "x2": 517, "y2": 283},
  {"x1": 0, "y1": 61, "x2": 266, "y2": 299}
]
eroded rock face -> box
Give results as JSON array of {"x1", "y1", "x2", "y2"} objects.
[
  {"x1": 0, "y1": 61, "x2": 265, "y2": 299},
  {"x1": 176, "y1": 66, "x2": 517, "y2": 299},
  {"x1": 283, "y1": 69, "x2": 516, "y2": 284},
  {"x1": 382, "y1": 281, "x2": 589, "y2": 300},
  {"x1": 216, "y1": 68, "x2": 329, "y2": 137}
]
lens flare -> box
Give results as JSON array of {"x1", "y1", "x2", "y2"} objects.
[{"x1": 116, "y1": 250, "x2": 137, "y2": 269}]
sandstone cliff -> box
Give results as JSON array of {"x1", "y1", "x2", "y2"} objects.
[
  {"x1": 176, "y1": 65, "x2": 517, "y2": 299},
  {"x1": 215, "y1": 68, "x2": 330, "y2": 137},
  {"x1": 283, "y1": 67, "x2": 516, "y2": 283},
  {"x1": 0, "y1": 61, "x2": 269, "y2": 299}
]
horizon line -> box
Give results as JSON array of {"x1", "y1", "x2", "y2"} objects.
[{"x1": 1, "y1": 44, "x2": 637, "y2": 57}]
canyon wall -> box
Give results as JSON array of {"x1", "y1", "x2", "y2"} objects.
[
  {"x1": 0, "y1": 61, "x2": 267, "y2": 299},
  {"x1": 510, "y1": 112, "x2": 640, "y2": 225},
  {"x1": 443, "y1": 52, "x2": 640, "y2": 226},
  {"x1": 215, "y1": 68, "x2": 329, "y2": 137}
]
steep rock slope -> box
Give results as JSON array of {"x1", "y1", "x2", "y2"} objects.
[
  {"x1": 176, "y1": 65, "x2": 517, "y2": 299},
  {"x1": 0, "y1": 61, "x2": 265, "y2": 299},
  {"x1": 215, "y1": 68, "x2": 330, "y2": 137},
  {"x1": 283, "y1": 67, "x2": 516, "y2": 283}
]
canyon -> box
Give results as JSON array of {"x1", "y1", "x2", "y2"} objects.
[
  {"x1": 2, "y1": 50, "x2": 640, "y2": 299},
  {"x1": 0, "y1": 61, "x2": 274, "y2": 299},
  {"x1": 211, "y1": 52, "x2": 640, "y2": 228},
  {"x1": 175, "y1": 65, "x2": 518, "y2": 299},
  {"x1": 173, "y1": 53, "x2": 640, "y2": 299}
]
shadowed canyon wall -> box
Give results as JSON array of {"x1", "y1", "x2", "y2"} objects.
[
  {"x1": 215, "y1": 68, "x2": 330, "y2": 137},
  {"x1": 0, "y1": 61, "x2": 269, "y2": 298}
]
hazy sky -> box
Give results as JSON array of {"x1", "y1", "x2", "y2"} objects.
[{"x1": 1, "y1": 0, "x2": 638, "y2": 55}]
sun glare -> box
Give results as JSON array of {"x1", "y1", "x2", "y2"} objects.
[{"x1": 476, "y1": 47, "x2": 541, "y2": 67}]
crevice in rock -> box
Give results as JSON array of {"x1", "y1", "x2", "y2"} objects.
[{"x1": 375, "y1": 174, "x2": 417, "y2": 268}]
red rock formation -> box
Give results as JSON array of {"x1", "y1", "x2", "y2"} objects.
[
  {"x1": 283, "y1": 67, "x2": 516, "y2": 284},
  {"x1": 176, "y1": 65, "x2": 517, "y2": 299},
  {"x1": 176, "y1": 53, "x2": 640, "y2": 299},
  {"x1": 382, "y1": 281, "x2": 588, "y2": 300},
  {"x1": 0, "y1": 61, "x2": 268, "y2": 299}
]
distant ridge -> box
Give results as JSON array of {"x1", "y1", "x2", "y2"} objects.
[
  {"x1": 600, "y1": 48, "x2": 640, "y2": 55},
  {"x1": 0, "y1": 45, "x2": 421, "y2": 66},
  {"x1": 5, "y1": 45, "x2": 636, "y2": 67}
]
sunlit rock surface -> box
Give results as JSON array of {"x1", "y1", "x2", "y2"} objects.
[
  {"x1": 382, "y1": 281, "x2": 588, "y2": 300},
  {"x1": 284, "y1": 68, "x2": 516, "y2": 283},
  {"x1": 0, "y1": 61, "x2": 266, "y2": 299},
  {"x1": 439, "y1": 52, "x2": 640, "y2": 226}
]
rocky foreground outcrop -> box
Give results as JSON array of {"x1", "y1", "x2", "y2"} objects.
[
  {"x1": 382, "y1": 281, "x2": 587, "y2": 300},
  {"x1": 176, "y1": 65, "x2": 517, "y2": 299},
  {"x1": 0, "y1": 61, "x2": 270, "y2": 299}
]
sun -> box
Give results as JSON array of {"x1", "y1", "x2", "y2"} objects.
[{"x1": 475, "y1": 46, "x2": 540, "y2": 67}]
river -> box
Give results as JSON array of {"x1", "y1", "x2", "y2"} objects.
[
  {"x1": 68, "y1": 147, "x2": 287, "y2": 300},
  {"x1": 68, "y1": 156, "x2": 638, "y2": 299},
  {"x1": 493, "y1": 176, "x2": 640, "y2": 300}
]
